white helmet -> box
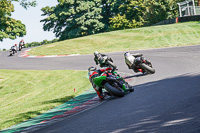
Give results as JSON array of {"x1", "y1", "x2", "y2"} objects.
[
  {"x1": 94, "y1": 51, "x2": 99, "y2": 56},
  {"x1": 124, "y1": 52, "x2": 131, "y2": 57}
]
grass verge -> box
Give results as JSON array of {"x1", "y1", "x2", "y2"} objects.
[
  {"x1": 0, "y1": 69, "x2": 90, "y2": 130},
  {"x1": 29, "y1": 22, "x2": 200, "y2": 55}
]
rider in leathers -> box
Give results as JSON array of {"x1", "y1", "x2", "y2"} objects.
[
  {"x1": 94, "y1": 51, "x2": 114, "y2": 68},
  {"x1": 10, "y1": 44, "x2": 17, "y2": 53},
  {"x1": 88, "y1": 66, "x2": 112, "y2": 99},
  {"x1": 89, "y1": 51, "x2": 134, "y2": 99}
]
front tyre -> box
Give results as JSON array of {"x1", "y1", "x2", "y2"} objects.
[
  {"x1": 140, "y1": 63, "x2": 155, "y2": 74},
  {"x1": 104, "y1": 82, "x2": 125, "y2": 97}
]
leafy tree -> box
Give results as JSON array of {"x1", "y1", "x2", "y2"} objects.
[
  {"x1": 144, "y1": 0, "x2": 182, "y2": 25},
  {"x1": 109, "y1": 0, "x2": 145, "y2": 30},
  {"x1": 41, "y1": 0, "x2": 105, "y2": 40},
  {"x1": 109, "y1": 0, "x2": 183, "y2": 30},
  {"x1": 100, "y1": 0, "x2": 122, "y2": 30},
  {"x1": 109, "y1": 14, "x2": 143, "y2": 30},
  {"x1": 0, "y1": 0, "x2": 36, "y2": 41}
]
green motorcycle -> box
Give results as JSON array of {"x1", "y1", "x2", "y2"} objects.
[{"x1": 93, "y1": 71, "x2": 133, "y2": 97}]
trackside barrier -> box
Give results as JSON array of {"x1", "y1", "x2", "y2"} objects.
[{"x1": 153, "y1": 15, "x2": 200, "y2": 26}]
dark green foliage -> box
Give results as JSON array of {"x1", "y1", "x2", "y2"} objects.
[
  {"x1": 109, "y1": 0, "x2": 184, "y2": 31},
  {"x1": 109, "y1": 0, "x2": 146, "y2": 30},
  {"x1": 41, "y1": 0, "x2": 105, "y2": 40},
  {"x1": 25, "y1": 39, "x2": 59, "y2": 48},
  {"x1": 100, "y1": 0, "x2": 121, "y2": 30},
  {"x1": 144, "y1": 0, "x2": 182, "y2": 25},
  {"x1": 41, "y1": 0, "x2": 184, "y2": 38}
]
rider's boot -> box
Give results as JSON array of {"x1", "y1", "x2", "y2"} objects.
[{"x1": 94, "y1": 86, "x2": 104, "y2": 99}]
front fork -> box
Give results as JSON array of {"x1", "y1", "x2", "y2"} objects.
[{"x1": 113, "y1": 73, "x2": 130, "y2": 92}]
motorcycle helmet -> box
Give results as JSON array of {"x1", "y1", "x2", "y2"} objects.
[
  {"x1": 15, "y1": 44, "x2": 17, "y2": 46},
  {"x1": 94, "y1": 51, "x2": 99, "y2": 56},
  {"x1": 88, "y1": 66, "x2": 96, "y2": 72},
  {"x1": 124, "y1": 52, "x2": 130, "y2": 57}
]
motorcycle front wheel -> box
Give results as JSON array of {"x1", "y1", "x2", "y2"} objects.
[{"x1": 104, "y1": 82, "x2": 125, "y2": 97}]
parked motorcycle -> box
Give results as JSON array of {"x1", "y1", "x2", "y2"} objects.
[
  {"x1": 92, "y1": 69, "x2": 133, "y2": 97},
  {"x1": 124, "y1": 52, "x2": 155, "y2": 74}
]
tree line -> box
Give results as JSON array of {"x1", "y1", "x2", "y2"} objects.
[
  {"x1": 41, "y1": 0, "x2": 184, "y2": 41},
  {"x1": 25, "y1": 39, "x2": 59, "y2": 48},
  {"x1": 0, "y1": 0, "x2": 191, "y2": 44}
]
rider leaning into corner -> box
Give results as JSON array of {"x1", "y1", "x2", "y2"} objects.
[
  {"x1": 11, "y1": 44, "x2": 18, "y2": 53},
  {"x1": 19, "y1": 39, "x2": 25, "y2": 48},
  {"x1": 88, "y1": 66, "x2": 113, "y2": 99},
  {"x1": 94, "y1": 51, "x2": 114, "y2": 68},
  {"x1": 89, "y1": 51, "x2": 134, "y2": 99},
  {"x1": 19, "y1": 39, "x2": 25, "y2": 45}
]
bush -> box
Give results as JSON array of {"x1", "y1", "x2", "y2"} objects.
[{"x1": 25, "y1": 39, "x2": 59, "y2": 48}]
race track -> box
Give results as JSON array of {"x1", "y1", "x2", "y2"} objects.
[{"x1": 0, "y1": 45, "x2": 200, "y2": 133}]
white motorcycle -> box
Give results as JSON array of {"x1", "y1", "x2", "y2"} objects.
[{"x1": 124, "y1": 52, "x2": 155, "y2": 74}]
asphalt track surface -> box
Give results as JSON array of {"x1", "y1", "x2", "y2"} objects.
[{"x1": 0, "y1": 45, "x2": 200, "y2": 133}]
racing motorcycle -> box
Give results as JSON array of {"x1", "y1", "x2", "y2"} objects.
[
  {"x1": 92, "y1": 69, "x2": 133, "y2": 97},
  {"x1": 9, "y1": 46, "x2": 17, "y2": 56},
  {"x1": 92, "y1": 52, "x2": 133, "y2": 97},
  {"x1": 124, "y1": 52, "x2": 155, "y2": 74},
  {"x1": 94, "y1": 51, "x2": 117, "y2": 70},
  {"x1": 19, "y1": 42, "x2": 25, "y2": 51}
]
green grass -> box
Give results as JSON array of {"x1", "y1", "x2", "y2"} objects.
[
  {"x1": 0, "y1": 70, "x2": 90, "y2": 130},
  {"x1": 29, "y1": 21, "x2": 200, "y2": 56}
]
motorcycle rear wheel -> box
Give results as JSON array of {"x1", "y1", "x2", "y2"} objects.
[
  {"x1": 107, "y1": 60, "x2": 117, "y2": 70},
  {"x1": 104, "y1": 82, "x2": 125, "y2": 97},
  {"x1": 140, "y1": 63, "x2": 155, "y2": 74}
]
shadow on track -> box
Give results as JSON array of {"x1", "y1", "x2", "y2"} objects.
[
  {"x1": 101, "y1": 73, "x2": 200, "y2": 133},
  {"x1": 123, "y1": 73, "x2": 149, "y2": 79}
]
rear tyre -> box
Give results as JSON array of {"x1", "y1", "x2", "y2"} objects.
[
  {"x1": 140, "y1": 63, "x2": 155, "y2": 74},
  {"x1": 104, "y1": 82, "x2": 125, "y2": 97},
  {"x1": 19, "y1": 46, "x2": 22, "y2": 51},
  {"x1": 107, "y1": 60, "x2": 117, "y2": 70}
]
